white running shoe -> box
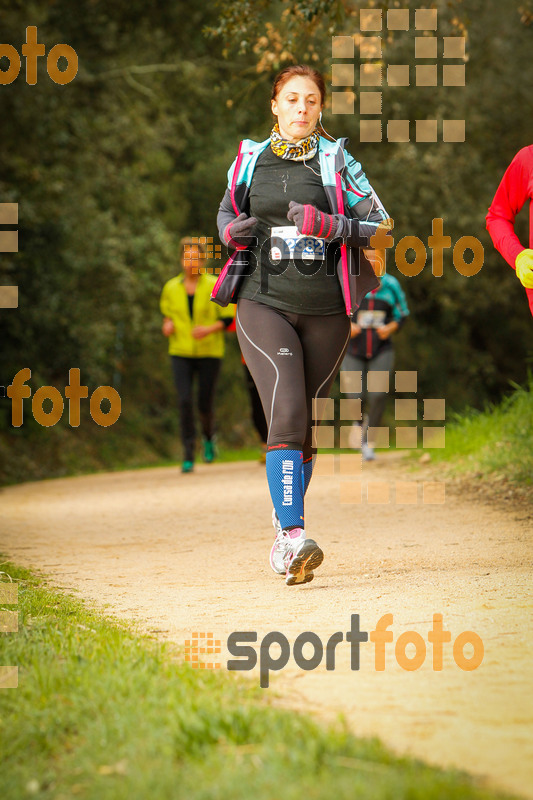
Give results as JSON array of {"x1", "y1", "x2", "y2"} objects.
[
  {"x1": 272, "y1": 508, "x2": 282, "y2": 537},
  {"x1": 362, "y1": 442, "x2": 375, "y2": 461},
  {"x1": 270, "y1": 532, "x2": 288, "y2": 574},
  {"x1": 269, "y1": 510, "x2": 287, "y2": 575},
  {"x1": 283, "y1": 528, "x2": 324, "y2": 586}
]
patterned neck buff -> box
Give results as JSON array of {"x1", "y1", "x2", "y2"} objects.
[{"x1": 270, "y1": 122, "x2": 320, "y2": 161}]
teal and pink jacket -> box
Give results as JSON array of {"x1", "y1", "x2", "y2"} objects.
[
  {"x1": 211, "y1": 136, "x2": 388, "y2": 315},
  {"x1": 347, "y1": 273, "x2": 410, "y2": 360}
]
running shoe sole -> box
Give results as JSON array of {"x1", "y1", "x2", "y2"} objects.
[{"x1": 286, "y1": 539, "x2": 324, "y2": 586}]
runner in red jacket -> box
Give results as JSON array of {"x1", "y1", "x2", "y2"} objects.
[{"x1": 486, "y1": 145, "x2": 533, "y2": 317}]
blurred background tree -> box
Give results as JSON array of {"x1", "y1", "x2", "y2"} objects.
[{"x1": 1, "y1": 0, "x2": 531, "y2": 483}]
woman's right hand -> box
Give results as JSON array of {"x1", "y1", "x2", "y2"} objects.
[
  {"x1": 162, "y1": 317, "x2": 175, "y2": 337},
  {"x1": 350, "y1": 322, "x2": 362, "y2": 338}
]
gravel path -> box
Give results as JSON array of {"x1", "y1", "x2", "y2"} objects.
[{"x1": 1, "y1": 456, "x2": 532, "y2": 798}]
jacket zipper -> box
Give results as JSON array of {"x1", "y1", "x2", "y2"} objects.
[
  {"x1": 335, "y1": 172, "x2": 352, "y2": 315},
  {"x1": 212, "y1": 140, "x2": 245, "y2": 298},
  {"x1": 366, "y1": 294, "x2": 375, "y2": 358}
]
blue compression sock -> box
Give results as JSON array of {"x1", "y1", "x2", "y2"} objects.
[{"x1": 266, "y1": 448, "x2": 304, "y2": 530}]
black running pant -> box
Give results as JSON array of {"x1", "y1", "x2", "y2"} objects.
[
  {"x1": 170, "y1": 356, "x2": 221, "y2": 461},
  {"x1": 236, "y1": 299, "x2": 351, "y2": 460},
  {"x1": 342, "y1": 348, "x2": 395, "y2": 430},
  {"x1": 243, "y1": 362, "x2": 269, "y2": 444}
]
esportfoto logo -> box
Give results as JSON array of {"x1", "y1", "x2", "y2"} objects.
[{"x1": 187, "y1": 613, "x2": 484, "y2": 688}]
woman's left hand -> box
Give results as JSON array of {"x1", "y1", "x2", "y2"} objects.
[
  {"x1": 376, "y1": 321, "x2": 399, "y2": 340},
  {"x1": 287, "y1": 201, "x2": 339, "y2": 241}
]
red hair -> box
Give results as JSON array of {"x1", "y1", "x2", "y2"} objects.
[{"x1": 271, "y1": 65, "x2": 326, "y2": 106}]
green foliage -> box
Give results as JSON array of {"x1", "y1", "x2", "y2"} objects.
[
  {"x1": 0, "y1": 560, "x2": 519, "y2": 799},
  {"x1": 205, "y1": 0, "x2": 345, "y2": 54},
  {"x1": 1, "y1": 0, "x2": 532, "y2": 483},
  {"x1": 425, "y1": 374, "x2": 533, "y2": 486}
]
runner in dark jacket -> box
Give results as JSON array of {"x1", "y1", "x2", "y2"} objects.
[
  {"x1": 213, "y1": 65, "x2": 389, "y2": 586},
  {"x1": 341, "y1": 273, "x2": 409, "y2": 460}
]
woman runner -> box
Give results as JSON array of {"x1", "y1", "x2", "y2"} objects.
[{"x1": 212, "y1": 65, "x2": 389, "y2": 585}]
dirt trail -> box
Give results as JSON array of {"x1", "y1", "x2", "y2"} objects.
[{"x1": 1, "y1": 457, "x2": 532, "y2": 798}]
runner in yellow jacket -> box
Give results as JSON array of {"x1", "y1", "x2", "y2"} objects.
[
  {"x1": 161, "y1": 273, "x2": 230, "y2": 358},
  {"x1": 160, "y1": 238, "x2": 234, "y2": 472}
]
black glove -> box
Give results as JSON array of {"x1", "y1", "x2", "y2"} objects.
[
  {"x1": 223, "y1": 212, "x2": 257, "y2": 248},
  {"x1": 286, "y1": 200, "x2": 339, "y2": 241}
]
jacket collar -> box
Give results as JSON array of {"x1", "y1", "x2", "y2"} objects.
[{"x1": 239, "y1": 135, "x2": 346, "y2": 157}]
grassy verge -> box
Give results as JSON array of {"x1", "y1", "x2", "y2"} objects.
[
  {"x1": 0, "y1": 561, "x2": 518, "y2": 800},
  {"x1": 0, "y1": 421, "x2": 263, "y2": 487},
  {"x1": 418, "y1": 376, "x2": 533, "y2": 488}
]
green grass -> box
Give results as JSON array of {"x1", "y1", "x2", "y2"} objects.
[
  {"x1": 0, "y1": 561, "x2": 518, "y2": 800},
  {"x1": 421, "y1": 376, "x2": 533, "y2": 486}
]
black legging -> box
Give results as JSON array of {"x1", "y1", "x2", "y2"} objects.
[
  {"x1": 236, "y1": 299, "x2": 350, "y2": 460},
  {"x1": 342, "y1": 348, "x2": 395, "y2": 430},
  {"x1": 170, "y1": 356, "x2": 221, "y2": 461},
  {"x1": 243, "y1": 362, "x2": 268, "y2": 443}
]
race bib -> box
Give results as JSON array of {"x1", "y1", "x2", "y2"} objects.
[
  {"x1": 357, "y1": 309, "x2": 386, "y2": 329},
  {"x1": 270, "y1": 225, "x2": 325, "y2": 263}
]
